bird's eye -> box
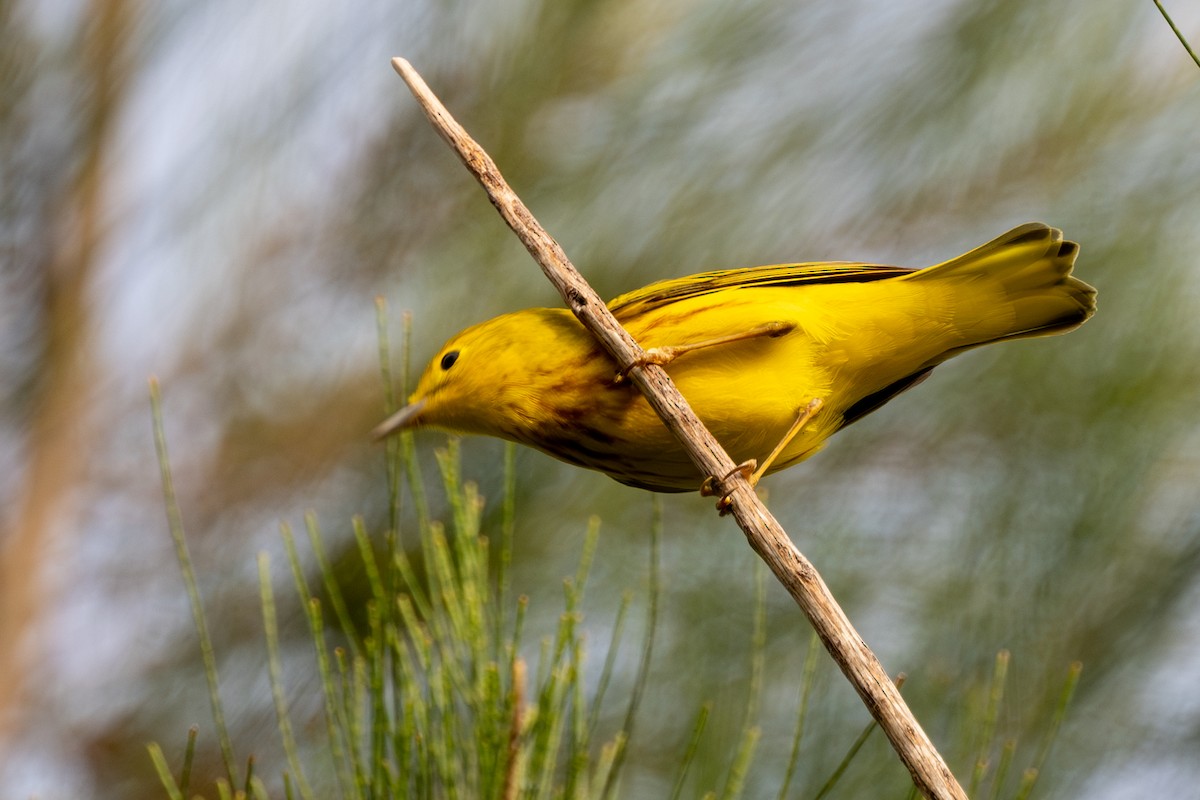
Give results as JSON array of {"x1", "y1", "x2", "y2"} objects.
[{"x1": 440, "y1": 350, "x2": 460, "y2": 371}]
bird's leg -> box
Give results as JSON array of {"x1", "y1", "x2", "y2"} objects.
[
  {"x1": 701, "y1": 398, "x2": 824, "y2": 513},
  {"x1": 615, "y1": 321, "x2": 795, "y2": 382},
  {"x1": 750, "y1": 398, "x2": 823, "y2": 484}
]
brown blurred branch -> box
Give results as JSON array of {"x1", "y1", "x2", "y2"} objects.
[
  {"x1": 390, "y1": 57, "x2": 968, "y2": 800},
  {"x1": 0, "y1": 0, "x2": 139, "y2": 743}
]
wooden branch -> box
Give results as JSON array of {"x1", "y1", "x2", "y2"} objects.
[{"x1": 391, "y1": 57, "x2": 968, "y2": 800}]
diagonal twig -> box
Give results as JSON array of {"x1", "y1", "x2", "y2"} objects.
[
  {"x1": 1152, "y1": 0, "x2": 1200, "y2": 69},
  {"x1": 390, "y1": 56, "x2": 967, "y2": 800}
]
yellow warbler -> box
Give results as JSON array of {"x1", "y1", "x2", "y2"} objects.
[{"x1": 375, "y1": 223, "x2": 1095, "y2": 492}]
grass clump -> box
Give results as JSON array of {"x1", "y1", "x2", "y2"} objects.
[
  {"x1": 152, "y1": 396, "x2": 663, "y2": 799},
  {"x1": 146, "y1": 308, "x2": 1081, "y2": 799}
]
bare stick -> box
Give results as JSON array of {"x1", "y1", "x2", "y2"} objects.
[
  {"x1": 391, "y1": 57, "x2": 968, "y2": 800},
  {"x1": 1152, "y1": 0, "x2": 1200, "y2": 70}
]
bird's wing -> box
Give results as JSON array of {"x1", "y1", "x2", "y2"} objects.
[{"x1": 607, "y1": 261, "x2": 913, "y2": 318}]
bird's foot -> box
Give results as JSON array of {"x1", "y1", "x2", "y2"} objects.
[{"x1": 701, "y1": 460, "x2": 757, "y2": 515}]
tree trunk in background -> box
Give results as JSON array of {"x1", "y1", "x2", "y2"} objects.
[{"x1": 0, "y1": 0, "x2": 135, "y2": 750}]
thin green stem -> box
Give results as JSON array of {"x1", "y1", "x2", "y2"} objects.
[
  {"x1": 282, "y1": 522, "x2": 352, "y2": 800},
  {"x1": 777, "y1": 631, "x2": 822, "y2": 800},
  {"x1": 258, "y1": 553, "x2": 316, "y2": 800},
  {"x1": 1018, "y1": 661, "x2": 1082, "y2": 800},
  {"x1": 669, "y1": 703, "x2": 712, "y2": 800},
  {"x1": 179, "y1": 725, "x2": 198, "y2": 797},
  {"x1": 147, "y1": 743, "x2": 185, "y2": 800},
  {"x1": 1152, "y1": 0, "x2": 1200, "y2": 68},
  {"x1": 149, "y1": 378, "x2": 239, "y2": 787},
  {"x1": 602, "y1": 496, "x2": 661, "y2": 799},
  {"x1": 969, "y1": 650, "x2": 1010, "y2": 796},
  {"x1": 812, "y1": 716, "x2": 880, "y2": 800},
  {"x1": 589, "y1": 590, "x2": 633, "y2": 738},
  {"x1": 496, "y1": 442, "x2": 517, "y2": 655},
  {"x1": 986, "y1": 739, "x2": 1017, "y2": 800},
  {"x1": 375, "y1": 297, "x2": 403, "y2": 542},
  {"x1": 303, "y1": 513, "x2": 361, "y2": 649},
  {"x1": 722, "y1": 563, "x2": 768, "y2": 800}
]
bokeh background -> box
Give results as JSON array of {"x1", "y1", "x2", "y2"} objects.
[{"x1": 2, "y1": 1, "x2": 1200, "y2": 797}]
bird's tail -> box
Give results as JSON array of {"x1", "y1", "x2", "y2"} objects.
[{"x1": 902, "y1": 223, "x2": 1096, "y2": 357}]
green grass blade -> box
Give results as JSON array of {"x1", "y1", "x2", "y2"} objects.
[
  {"x1": 986, "y1": 739, "x2": 1017, "y2": 800},
  {"x1": 572, "y1": 516, "x2": 602, "y2": 609},
  {"x1": 565, "y1": 634, "x2": 591, "y2": 800},
  {"x1": 353, "y1": 515, "x2": 387, "y2": 604},
  {"x1": 147, "y1": 742, "x2": 185, "y2": 800},
  {"x1": 258, "y1": 552, "x2": 316, "y2": 800},
  {"x1": 588, "y1": 590, "x2": 633, "y2": 738},
  {"x1": 149, "y1": 377, "x2": 239, "y2": 787},
  {"x1": 721, "y1": 563, "x2": 768, "y2": 800},
  {"x1": 969, "y1": 650, "x2": 1011, "y2": 796},
  {"x1": 743, "y1": 563, "x2": 767, "y2": 731},
  {"x1": 496, "y1": 441, "x2": 517, "y2": 657},
  {"x1": 244, "y1": 754, "x2": 257, "y2": 797},
  {"x1": 375, "y1": 297, "x2": 404, "y2": 540},
  {"x1": 777, "y1": 631, "x2": 822, "y2": 800},
  {"x1": 180, "y1": 724, "x2": 198, "y2": 796},
  {"x1": 669, "y1": 702, "x2": 712, "y2": 800},
  {"x1": 602, "y1": 496, "x2": 661, "y2": 799},
  {"x1": 720, "y1": 725, "x2": 761, "y2": 800},
  {"x1": 364, "y1": 601, "x2": 391, "y2": 795},
  {"x1": 1153, "y1": 0, "x2": 1200, "y2": 69},
  {"x1": 592, "y1": 731, "x2": 626, "y2": 800},
  {"x1": 1013, "y1": 768, "x2": 1039, "y2": 800},
  {"x1": 249, "y1": 776, "x2": 272, "y2": 800},
  {"x1": 812, "y1": 716, "x2": 881, "y2": 800},
  {"x1": 310, "y1": 596, "x2": 355, "y2": 800},
  {"x1": 282, "y1": 522, "x2": 352, "y2": 799},
  {"x1": 1017, "y1": 661, "x2": 1082, "y2": 800},
  {"x1": 398, "y1": 311, "x2": 431, "y2": 534},
  {"x1": 302, "y1": 513, "x2": 361, "y2": 649}
]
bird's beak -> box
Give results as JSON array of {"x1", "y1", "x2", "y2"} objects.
[{"x1": 371, "y1": 399, "x2": 426, "y2": 440}]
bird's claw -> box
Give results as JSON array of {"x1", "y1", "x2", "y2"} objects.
[
  {"x1": 613, "y1": 347, "x2": 679, "y2": 383},
  {"x1": 701, "y1": 460, "x2": 757, "y2": 515}
]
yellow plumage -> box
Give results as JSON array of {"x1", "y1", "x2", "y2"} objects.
[{"x1": 376, "y1": 223, "x2": 1096, "y2": 492}]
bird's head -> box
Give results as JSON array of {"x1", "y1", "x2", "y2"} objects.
[{"x1": 371, "y1": 311, "x2": 553, "y2": 441}]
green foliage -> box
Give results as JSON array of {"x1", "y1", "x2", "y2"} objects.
[
  {"x1": 150, "y1": 438, "x2": 640, "y2": 797},
  {"x1": 150, "y1": 378, "x2": 1081, "y2": 800}
]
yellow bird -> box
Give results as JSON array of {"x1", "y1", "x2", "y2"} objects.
[{"x1": 374, "y1": 223, "x2": 1095, "y2": 493}]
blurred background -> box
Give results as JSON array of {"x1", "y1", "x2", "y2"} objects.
[{"x1": 2, "y1": 0, "x2": 1199, "y2": 797}]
